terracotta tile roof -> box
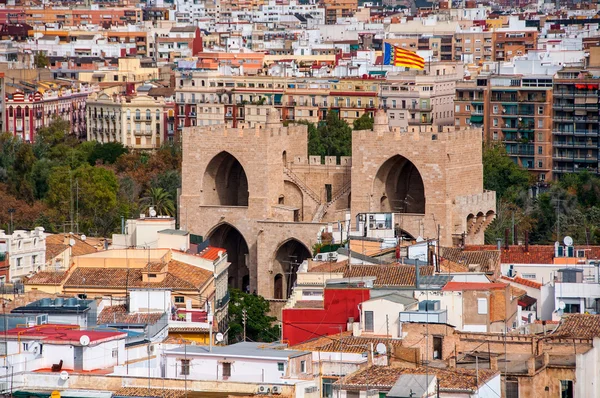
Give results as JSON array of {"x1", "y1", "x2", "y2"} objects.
[
  {"x1": 64, "y1": 260, "x2": 212, "y2": 290},
  {"x1": 440, "y1": 247, "x2": 500, "y2": 273},
  {"x1": 501, "y1": 275, "x2": 542, "y2": 289},
  {"x1": 25, "y1": 271, "x2": 69, "y2": 285},
  {"x1": 112, "y1": 387, "x2": 186, "y2": 398},
  {"x1": 294, "y1": 300, "x2": 324, "y2": 309},
  {"x1": 291, "y1": 333, "x2": 402, "y2": 354},
  {"x1": 199, "y1": 246, "x2": 226, "y2": 261},
  {"x1": 98, "y1": 305, "x2": 165, "y2": 325},
  {"x1": 464, "y1": 245, "x2": 554, "y2": 264},
  {"x1": 45, "y1": 234, "x2": 97, "y2": 258},
  {"x1": 339, "y1": 365, "x2": 498, "y2": 392},
  {"x1": 342, "y1": 264, "x2": 434, "y2": 287},
  {"x1": 551, "y1": 314, "x2": 600, "y2": 339},
  {"x1": 308, "y1": 260, "x2": 349, "y2": 273},
  {"x1": 442, "y1": 282, "x2": 507, "y2": 291},
  {"x1": 45, "y1": 243, "x2": 68, "y2": 261},
  {"x1": 510, "y1": 285, "x2": 527, "y2": 300}
]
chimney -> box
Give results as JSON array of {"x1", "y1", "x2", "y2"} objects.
[
  {"x1": 524, "y1": 231, "x2": 529, "y2": 252},
  {"x1": 448, "y1": 356, "x2": 456, "y2": 368},
  {"x1": 496, "y1": 238, "x2": 502, "y2": 251},
  {"x1": 504, "y1": 229, "x2": 510, "y2": 250}
]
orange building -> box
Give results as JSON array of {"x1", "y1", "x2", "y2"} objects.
[{"x1": 22, "y1": 7, "x2": 142, "y2": 27}]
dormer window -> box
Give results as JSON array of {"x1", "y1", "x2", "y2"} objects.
[{"x1": 148, "y1": 273, "x2": 157, "y2": 278}]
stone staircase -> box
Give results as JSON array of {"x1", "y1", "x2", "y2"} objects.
[
  {"x1": 313, "y1": 181, "x2": 352, "y2": 222},
  {"x1": 283, "y1": 167, "x2": 321, "y2": 204}
]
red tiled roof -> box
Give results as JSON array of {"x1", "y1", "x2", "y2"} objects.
[
  {"x1": 343, "y1": 264, "x2": 434, "y2": 287},
  {"x1": 98, "y1": 305, "x2": 165, "y2": 325},
  {"x1": 551, "y1": 314, "x2": 600, "y2": 339},
  {"x1": 442, "y1": 282, "x2": 507, "y2": 291},
  {"x1": 464, "y1": 245, "x2": 554, "y2": 264},
  {"x1": 112, "y1": 388, "x2": 185, "y2": 398},
  {"x1": 501, "y1": 275, "x2": 542, "y2": 289},
  {"x1": 339, "y1": 365, "x2": 498, "y2": 391},
  {"x1": 25, "y1": 271, "x2": 69, "y2": 285},
  {"x1": 64, "y1": 260, "x2": 212, "y2": 290},
  {"x1": 440, "y1": 247, "x2": 500, "y2": 274},
  {"x1": 199, "y1": 246, "x2": 226, "y2": 261},
  {"x1": 4, "y1": 324, "x2": 126, "y2": 344},
  {"x1": 308, "y1": 260, "x2": 349, "y2": 273}
]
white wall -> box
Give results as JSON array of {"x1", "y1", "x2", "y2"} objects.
[
  {"x1": 129, "y1": 289, "x2": 172, "y2": 312},
  {"x1": 360, "y1": 299, "x2": 406, "y2": 338},
  {"x1": 415, "y1": 290, "x2": 467, "y2": 330},
  {"x1": 576, "y1": 337, "x2": 600, "y2": 398},
  {"x1": 164, "y1": 354, "x2": 291, "y2": 383}
]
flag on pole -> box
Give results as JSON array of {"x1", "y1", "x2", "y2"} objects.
[{"x1": 383, "y1": 43, "x2": 425, "y2": 70}]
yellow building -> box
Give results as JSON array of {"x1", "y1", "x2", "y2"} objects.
[{"x1": 78, "y1": 58, "x2": 159, "y2": 84}]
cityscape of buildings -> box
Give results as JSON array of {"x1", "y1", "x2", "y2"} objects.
[{"x1": 0, "y1": 0, "x2": 600, "y2": 397}]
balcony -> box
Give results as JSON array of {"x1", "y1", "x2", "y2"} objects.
[{"x1": 399, "y1": 309, "x2": 447, "y2": 324}]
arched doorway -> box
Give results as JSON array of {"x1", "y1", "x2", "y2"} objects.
[
  {"x1": 273, "y1": 239, "x2": 311, "y2": 299},
  {"x1": 373, "y1": 155, "x2": 425, "y2": 213},
  {"x1": 207, "y1": 223, "x2": 250, "y2": 292},
  {"x1": 274, "y1": 274, "x2": 283, "y2": 299},
  {"x1": 203, "y1": 151, "x2": 249, "y2": 206}
]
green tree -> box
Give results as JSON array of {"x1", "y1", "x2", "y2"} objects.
[
  {"x1": 46, "y1": 164, "x2": 119, "y2": 235},
  {"x1": 34, "y1": 52, "x2": 49, "y2": 68},
  {"x1": 141, "y1": 187, "x2": 175, "y2": 216},
  {"x1": 89, "y1": 142, "x2": 129, "y2": 165},
  {"x1": 228, "y1": 288, "x2": 280, "y2": 343},
  {"x1": 482, "y1": 143, "x2": 531, "y2": 200},
  {"x1": 353, "y1": 113, "x2": 374, "y2": 131}
]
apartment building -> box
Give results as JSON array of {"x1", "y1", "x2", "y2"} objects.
[
  {"x1": 456, "y1": 75, "x2": 553, "y2": 181},
  {"x1": 0, "y1": 228, "x2": 46, "y2": 283},
  {"x1": 22, "y1": 6, "x2": 142, "y2": 27},
  {"x1": 382, "y1": 62, "x2": 461, "y2": 129},
  {"x1": 492, "y1": 18, "x2": 538, "y2": 62},
  {"x1": 5, "y1": 82, "x2": 91, "y2": 141},
  {"x1": 322, "y1": 0, "x2": 357, "y2": 24},
  {"x1": 174, "y1": 70, "x2": 385, "y2": 127},
  {"x1": 86, "y1": 90, "x2": 167, "y2": 149},
  {"x1": 552, "y1": 67, "x2": 600, "y2": 178},
  {"x1": 454, "y1": 28, "x2": 494, "y2": 63}
]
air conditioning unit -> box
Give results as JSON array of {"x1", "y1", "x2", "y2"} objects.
[
  {"x1": 0, "y1": 382, "x2": 8, "y2": 392},
  {"x1": 377, "y1": 223, "x2": 384, "y2": 229},
  {"x1": 271, "y1": 386, "x2": 282, "y2": 395},
  {"x1": 369, "y1": 223, "x2": 375, "y2": 229},
  {"x1": 257, "y1": 385, "x2": 271, "y2": 395}
]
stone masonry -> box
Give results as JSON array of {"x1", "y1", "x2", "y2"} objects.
[{"x1": 180, "y1": 108, "x2": 496, "y2": 299}]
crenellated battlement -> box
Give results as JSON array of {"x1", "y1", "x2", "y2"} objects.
[
  {"x1": 183, "y1": 121, "x2": 309, "y2": 139},
  {"x1": 289, "y1": 155, "x2": 352, "y2": 166},
  {"x1": 354, "y1": 124, "x2": 482, "y2": 145},
  {"x1": 455, "y1": 190, "x2": 497, "y2": 208}
]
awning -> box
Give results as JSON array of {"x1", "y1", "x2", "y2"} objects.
[
  {"x1": 470, "y1": 115, "x2": 483, "y2": 123},
  {"x1": 274, "y1": 94, "x2": 283, "y2": 103},
  {"x1": 92, "y1": 73, "x2": 105, "y2": 78},
  {"x1": 369, "y1": 70, "x2": 386, "y2": 76},
  {"x1": 518, "y1": 295, "x2": 537, "y2": 308}
]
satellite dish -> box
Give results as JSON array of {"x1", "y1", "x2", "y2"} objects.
[
  {"x1": 558, "y1": 301, "x2": 566, "y2": 310},
  {"x1": 216, "y1": 332, "x2": 224, "y2": 342},
  {"x1": 564, "y1": 236, "x2": 573, "y2": 246},
  {"x1": 376, "y1": 343, "x2": 387, "y2": 355},
  {"x1": 80, "y1": 234, "x2": 86, "y2": 241},
  {"x1": 69, "y1": 239, "x2": 76, "y2": 247},
  {"x1": 59, "y1": 371, "x2": 69, "y2": 381},
  {"x1": 149, "y1": 208, "x2": 157, "y2": 217},
  {"x1": 79, "y1": 335, "x2": 90, "y2": 346}
]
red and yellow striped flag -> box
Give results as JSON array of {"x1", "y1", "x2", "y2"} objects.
[{"x1": 384, "y1": 43, "x2": 425, "y2": 70}]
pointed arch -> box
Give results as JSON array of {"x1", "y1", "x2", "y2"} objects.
[
  {"x1": 203, "y1": 151, "x2": 249, "y2": 206},
  {"x1": 373, "y1": 155, "x2": 425, "y2": 214}
]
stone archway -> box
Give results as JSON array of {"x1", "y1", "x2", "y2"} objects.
[
  {"x1": 207, "y1": 223, "x2": 250, "y2": 292},
  {"x1": 272, "y1": 239, "x2": 312, "y2": 299},
  {"x1": 202, "y1": 151, "x2": 249, "y2": 206},
  {"x1": 373, "y1": 155, "x2": 425, "y2": 214}
]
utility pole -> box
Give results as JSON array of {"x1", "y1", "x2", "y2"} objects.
[
  {"x1": 7, "y1": 209, "x2": 15, "y2": 235},
  {"x1": 555, "y1": 199, "x2": 563, "y2": 240},
  {"x1": 242, "y1": 308, "x2": 247, "y2": 342}
]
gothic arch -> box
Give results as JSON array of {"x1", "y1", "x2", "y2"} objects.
[
  {"x1": 271, "y1": 238, "x2": 312, "y2": 299},
  {"x1": 206, "y1": 222, "x2": 250, "y2": 292},
  {"x1": 372, "y1": 155, "x2": 425, "y2": 214},
  {"x1": 202, "y1": 151, "x2": 249, "y2": 206}
]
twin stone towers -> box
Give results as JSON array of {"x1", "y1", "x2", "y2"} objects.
[{"x1": 180, "y1": 108, "x2": 496, "y2": 300}]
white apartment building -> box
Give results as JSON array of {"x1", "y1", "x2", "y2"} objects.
[
  {"x1": 86, "y1": 91, "x2": 167, "y2": 149},
  {"x1": 0, "y1": 228, "x2": 46, "y2": 283}
]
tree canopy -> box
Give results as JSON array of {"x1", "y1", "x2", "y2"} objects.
[
  {"x1": 0, "y1": 119, "x2": 182, "y2": 236},
  {"x1": 227, "y1": 288, "x2": 280, "y2": 343}
]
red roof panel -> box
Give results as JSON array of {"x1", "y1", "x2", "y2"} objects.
[
  {"x1": 4, "y1": 324, "x2": 126, "y2": 344},
  {"x1": 199, "y1": 246, "x2": 226, "y2": 261}
]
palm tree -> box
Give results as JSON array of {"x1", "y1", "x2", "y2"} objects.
[{"x1": 141, "y1": 187, "x2": 175, "y2": 217}]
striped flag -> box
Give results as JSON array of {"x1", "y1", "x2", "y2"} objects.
[{"x1": 383, "y1": 43, "x2": 425, "y2": 70}]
